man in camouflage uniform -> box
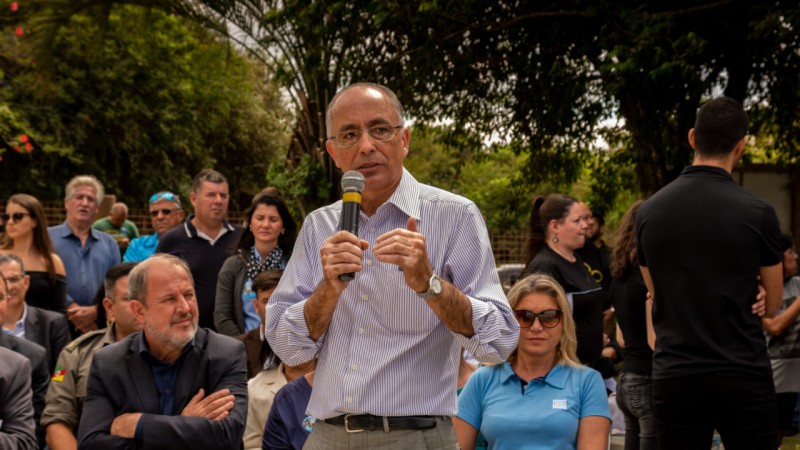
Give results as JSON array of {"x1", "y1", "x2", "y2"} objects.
[{"x1": 42, "y1": 263, "x2": 139, "y2": 450}]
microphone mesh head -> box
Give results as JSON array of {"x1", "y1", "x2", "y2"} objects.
[{"x1": 341, "y1": 170, "x2": 365, "y2": 193}]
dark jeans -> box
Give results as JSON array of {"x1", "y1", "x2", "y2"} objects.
[
  {"x1": 652, "y1": 371, "x2": 777, "y2": 450},
  {"x1": 616, "y1": 372, "x2": 657, "y2": 450}
]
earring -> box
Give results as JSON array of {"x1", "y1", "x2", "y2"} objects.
[
  {"x1": 552, "y1": 235, "x2": 559, "y2": 243},
  {"x1": 281, "y1": 230, "x2": 285, "y2": 235}
]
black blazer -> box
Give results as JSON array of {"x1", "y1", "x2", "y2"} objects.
[
  {"x1": 25, "y1": 306, "x2": 70, "y2": 373},
  {"x1": 0, "y1": 347, "x2": 37, "y2": 450},
  {"x1": 0, "y1": 332, "x2": 49, "y2": 448},
  {"x1": 77, "y1": 328, "x2": 248, "y2": 450}
]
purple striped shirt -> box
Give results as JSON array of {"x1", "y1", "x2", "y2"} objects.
[{"x1": 265, "y1": 169, "x2": 519, "y2": 419}]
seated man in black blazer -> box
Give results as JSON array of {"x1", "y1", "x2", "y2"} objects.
[
  {"x1": 0, "y1": 254, "x2": 70, "y2": 373},
  {"x1": 0, "y1": 272, "x2": 50, "y2": 449},
  {"x1": 77, "y1": 254, "x2": 248, "y2": 450},
  {"x1": 0, "y1": 346, "x2": 38, "y2": 450}
]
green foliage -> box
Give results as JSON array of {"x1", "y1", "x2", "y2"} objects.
[
  {"x1": 0, "y1": 4, "x2": 290, "y2": 207},
  {"x1": 265, "y1": 152, "x2": 332, "y2": 219},
  {"x1": 405, "y1": 125, "x2": 570, "y2": 230},
  {"x1": 11, "y1": 0, "x2": 800, "y2": 219}
]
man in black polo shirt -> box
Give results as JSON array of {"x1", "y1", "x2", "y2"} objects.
[
  {"x1": 636, "y1": 96, "x2": 783, "y2": 449},
  {"x1": 156, "y1": 169, "x2": 242, "y2": 331}
]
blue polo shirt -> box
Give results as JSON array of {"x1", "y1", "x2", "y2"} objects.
[
  {"x1": 457, "y1": 361, "x2": 610, "y2": 450},
  {"x1": 124, "y1": 234, "x2": 160, "y2": 262},
  {"x1": 48, "y1": 223, "x2": 121, "y2": 306}
]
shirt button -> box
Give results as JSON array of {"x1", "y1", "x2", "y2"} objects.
[
  {"x1": 369, "y1": 227, "x2": 376, "y2": 233},
  {"x1": 362, "y1": 294, "x2": 368, "y2": 301},
  {"x1": 358, "y1": 328, "x2": 365, "y2": 334},
  {"x1": 351, "y1": 364, "x2": 358, "y2": 370},
  {"x1": 366, "y1": 260, "x2": 373, "y2": 266},
  {"x1": 346, "y1": 396, "x2": 353, "y2": 404}
]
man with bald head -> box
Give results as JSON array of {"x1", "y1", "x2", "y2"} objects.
[
  {"x1": 93, "y1": 202, "x2": 140, "y2": 249},
  {"x1": 266, "y1": 83, "x2": 517, "y2": 449},
  {"x1": 77, "y1": 254, "x2": 247, "y2": 449}
]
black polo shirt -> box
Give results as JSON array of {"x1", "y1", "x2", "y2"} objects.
[
  {"x1": 636, "y1": 165, "x2": 782, "y2": 379},
  {"x1": 156, "y1": 215, "x2": 242, "y2": 331}
]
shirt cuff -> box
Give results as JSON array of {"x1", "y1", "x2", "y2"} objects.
[{"x1": 134, "y1": 414, "x2": 144, "y2": 444}]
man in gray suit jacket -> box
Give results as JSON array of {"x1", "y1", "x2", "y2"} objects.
[
  {"x1": 0, "y1": 254, "x2": 71, "y2": 372},
  {"x1": 0, "y1": 346, "x2": 37, "y2": 450},
  {"x1": 0, "y1": 272, "x2": 50, "y2": 449},
  {"x1": 77, "y1": 254, "x2": 247, "y2": 450}
]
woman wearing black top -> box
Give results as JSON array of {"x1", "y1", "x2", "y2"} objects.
[
  {"x1": 521, "y1": 193, "x2": 605, "y2": 366},
  {"x1": 0, "y1": 193, "x2": 67, "y2": 313},
  {"x1": 610, "y1": 200, "x2": 655, "y2": 450}
]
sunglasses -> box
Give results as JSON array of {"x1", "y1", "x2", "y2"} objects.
[
  {"x1": 150, "y1": 208, "x2": 179, "y2": 217},
  {"x1": 0, "y1": 212, "x2": 31, "y2": 223},
  {"x1": 513, "y1": 309, "x2": 563, "y2": 328},
  {"x1": 149, "y1": 192, "x2": 177, "y2": 204}
]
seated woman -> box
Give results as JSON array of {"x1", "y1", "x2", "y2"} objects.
[
  {"x1": 0, "y1": 193, "x2": 67, "y2": 313},
  {"x1": 214, "y1": 191, "x2": 297, "y2": 336},
  {"x1": 455, "y1": 274, "x2": 611, "y2": 450}
]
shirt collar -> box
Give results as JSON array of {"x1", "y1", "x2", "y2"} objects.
[
  {"x1": 383, "y1": 167, "x2": 421, "y2": 220},
  {"x1": 182, "y1": 214, "x2": 235, "y2": 240},
  {"x1": 54, "y1": 221, "x2": 98, "y2": 240},
  {"x1": 138, "y1": 330, "x2": 196, "y2": 366},
  {"x1": 500, "y1": 361, "x2": 569, "y2": 389},
  {"x1": 13, "y1": 303, "x2": 28, "y2": 337},
  {"x1": 682, "y1": 165, "x2": 733, "y2": 181}
]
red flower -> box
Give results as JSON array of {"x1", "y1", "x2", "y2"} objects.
[
  {"x1": 15, "y1": 27, "x2": 24, "y2": 37},
  {"x1": 20, "y1": 134, "x2": 28, "y2": 143},
  {"x1": 11, "y1": 2, "x2": 18, "y2": 12},
  {"x1": 13, "y1": 146, "x2": 20, "y2": 152},
  {"x1": 24, "y1": 142, "x2": 33, "y2": 152}
]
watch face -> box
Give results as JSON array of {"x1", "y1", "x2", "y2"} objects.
[{"x1": 430, "y1": 276, "x2": 443, "y2": 295}]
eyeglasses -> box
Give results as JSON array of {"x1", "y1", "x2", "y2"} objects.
[
  {"x1": 513, "y1": 309, "x2": 563, "y2": 328},
  {"x1": 4, "y1": 275, "x2": 24, "y2": 284},
  {"x1": 0, "y1": 212, "x2": 31, "y2": 223},
  {"x1": 328, "y1": 125, "x2": 403, "y2": 147},
  {"x1": 150, "y1": 208, "x2": 179, "y2": 217}
]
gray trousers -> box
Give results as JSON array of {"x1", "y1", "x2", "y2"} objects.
[{"x1": 303, "y1": 417, "x2": 457, "y2": 450}]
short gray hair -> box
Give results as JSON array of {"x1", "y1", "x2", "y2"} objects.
[
  {"x1": 325, "y1": 83, "x2": 405, "y2": 136},
  {"x1": 65, "y1": 175, "x2": 104, "y2": 202},
  {"x1": 127, "y1": 254, "x2": 193, "y2": 304},
  {"x1": 0, "y1": 254, "x2": 24, "y2": 274}
]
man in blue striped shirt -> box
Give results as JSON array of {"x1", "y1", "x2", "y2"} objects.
[{"x1": 266, "y1": 83, "x2": 519, "y2": 449}]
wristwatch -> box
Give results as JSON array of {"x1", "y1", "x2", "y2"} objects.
[{"x1": 418, "y1": 273, "x2": 443, "y2": 300}]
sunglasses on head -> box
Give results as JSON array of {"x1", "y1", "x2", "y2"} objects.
[
  {"x1": 0, "y1": 212, "x2": 31, "y2": 223},
  {"x1": 149, "y1": 192, "x2": 176, "y2": 204},
  {"x1": 150, "y1": 208, "x2": 178, "y2": 217},
  {"x1": 513, "y1": 309, "x2": 563, "y2": 328}
]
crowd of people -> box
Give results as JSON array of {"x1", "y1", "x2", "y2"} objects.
[{"x1": 0, "y1": 85, "x2": 796, "y2": 450}]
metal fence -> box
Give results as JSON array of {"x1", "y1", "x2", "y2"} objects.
[{"x1": 3, "y1": 199, "x2": 527, "y2": 266}]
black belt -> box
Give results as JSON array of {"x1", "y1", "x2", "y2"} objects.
[{"x1": 323, "y1": 414, "x2": 438, "y2": 433}]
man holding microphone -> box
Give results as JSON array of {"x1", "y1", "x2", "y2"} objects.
[{"x1": 266, "y1": 83, "x2": 518, "y2": 449}]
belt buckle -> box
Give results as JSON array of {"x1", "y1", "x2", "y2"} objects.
[{"x1": 344, "y1": 414, "x2": 364, "y2": 433}]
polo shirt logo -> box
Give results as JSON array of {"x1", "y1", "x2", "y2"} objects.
[{"x1": 552, "y1": 399, "x2": 567, "y2": 410}]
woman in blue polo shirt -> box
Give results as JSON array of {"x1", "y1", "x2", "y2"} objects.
[{"x1": 454, "y1": 274, "x2": 610, "y2": 450}]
